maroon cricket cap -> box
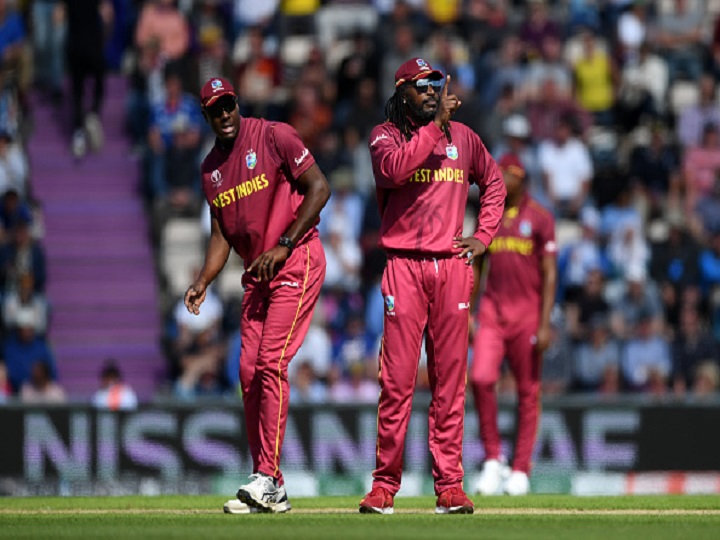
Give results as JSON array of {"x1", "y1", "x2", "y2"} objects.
[
  {"x1": 498, "y1": 153, "x2": 526, "y2": 178},
  {"x1": 394, "y1": 58, "x2": 444, "y2": 87},
  {"x1": 200, "y1": 77, "x2": 236, "y2": 107}
]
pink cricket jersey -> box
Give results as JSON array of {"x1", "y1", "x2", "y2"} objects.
[
  {"x1": 369, "y1": 121, "x2": 506, "y2": 255},
  {"x1": 483, "y1": 194, "x2": 556, "y2": 319},
  {"x1": 201, "y1": 117, "x2": 318, "y2": 266}
]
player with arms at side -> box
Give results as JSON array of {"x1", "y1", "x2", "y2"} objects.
[
  {"x1": 360, "y1": 58, "x2": 506, "y2": 515},
  {"x1": 471, "y1": 154, "x2": 557, "y2": 496},
  {"x1": 185, "y1": 77, "x2": 330, "y2": 514}
]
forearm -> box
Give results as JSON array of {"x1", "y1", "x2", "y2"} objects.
[
  {"x1": 474, "y1": 170, "x2": 506, "y2": 247},
  {"x1": 373, "y1": 123, "x2": 443, "y2": 188},
  {"x1": 283, "y1": 166, "x2": 330, "y2": 245},
  {"x1": 197, "y1": 227, "x2": 231, "y2": 287},
  {"x1": 540, "y1": 258, "x2": 557, "y2": 328}
]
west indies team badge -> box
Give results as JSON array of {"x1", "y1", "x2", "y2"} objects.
[
  {"x1": 385, "y1": 295, "x2": 395, "y2": 313},
  {"x1": 446, "y1": 144, "x2": 458, "y2": 160},
  {"x1": 246, "y1": 149, "x2": 257, "y2": 169},
  {"x1": 519, "y1": 219, "x2": 532, "y2": 237}
]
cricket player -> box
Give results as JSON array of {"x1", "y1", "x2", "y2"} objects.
[
  {"x1": 471, "y1": 154, "x2": 557, "y2": 496},
  {"x1": 359, "y1": 58, "x2": 506, "y2": 514},
  {"x1": 184, "y1": 77, "x2": 329, "y2": 513}
]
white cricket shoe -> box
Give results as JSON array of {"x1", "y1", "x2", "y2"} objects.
[
  {"x1": 71, "y1": 130, "x2": 87, "y2": 159},
  {"x1": 223, "y1": 499, "x2": 254, "y2": 514},
  {"x1": 504, "y1": 471, "x2": 530, "y2": 496},
  {"x1": 237, "y1": 473, "x2": 292, "y2": 513},
  {"x1": 476, "y1": 458, "x2": 510, "y2": 496}
]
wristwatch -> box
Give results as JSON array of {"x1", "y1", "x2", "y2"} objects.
[{"x1": 278, "y1": 236, "x2": 295, "y2": 252}]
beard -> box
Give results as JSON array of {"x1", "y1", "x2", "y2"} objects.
[{"x1": 405, "y1": 98, "x2": 436, "y2": 125}]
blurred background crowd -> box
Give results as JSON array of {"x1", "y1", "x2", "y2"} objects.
[{"x1": 2, "y1": 0, "x2": 720, "y2": 407}]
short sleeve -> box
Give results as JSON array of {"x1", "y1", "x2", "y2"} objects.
[
  {"x1": 269, "y1": 122, "x2": 316, "y2": 180},
  {"x1": 537, "y1": 211, "x2": 557, "y2": 257}
]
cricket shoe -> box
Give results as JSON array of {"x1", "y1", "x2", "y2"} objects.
[
  {"x1": 504, "y1": 471, "x2": 530, "y2": 496},
  {"x1": 476, "y1": 457, "x2": 510, "y2": 496},
  {"x1": 359, "y1": 486, "x2": 394, "y2": 514},
  {"x1": 435, "y1": 487, "x2": 474, "y2": 514},
  {"x1": 236, "y1": 473, "x2": 292, "y2": 513},
  {"x1": 223, "y1": 499, "x2": 256, "y2": 514},
  {"x1": 84, "y1": 113, "x2": 104, "y2": 152}
]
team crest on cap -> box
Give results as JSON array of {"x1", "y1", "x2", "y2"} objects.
[
  {"x1": 211, "y1": 169, "x2": 223, "y2": 187},
  {"x1": 211, "y1": 79, "x2": 223, "y2": 92},
  {"x1": 519, "y1": 220, "x2": 532, "y2": 237},
  {"x1": 446, "y1": 145, "x2": 458, "y2": 160},
  {"x1": 246, "y1": 149, "x2": 257, "y2": 169}
]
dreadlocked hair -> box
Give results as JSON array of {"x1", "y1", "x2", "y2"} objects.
[{"x1": 384, "y1": 85, "x2": 452, "y2": 143}]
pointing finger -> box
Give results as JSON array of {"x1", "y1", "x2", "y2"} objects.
[{"x1": 442, "y1": 75, "x2": 450, "y2": 98}]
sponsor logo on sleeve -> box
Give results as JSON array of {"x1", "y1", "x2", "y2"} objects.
[
  {"x1": 370, "y1": 133, "x2": 388, "y2": 147},
  {"x1": 385, "y1": 295, "x2": 396, "y2": 316},
  {"x1": 458, "y1": 302, "x2": 470, "y2": 310},
  {"x1": 294, "y1": 148, "x2": 309, "y2": 167}
]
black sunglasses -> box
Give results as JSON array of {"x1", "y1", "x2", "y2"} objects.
[
  {"x1": 205, "y1": 96, "x2": 237, "y2": 118},
  {"x1": 412, "y1": 79, "x2": 444, "y2": 93}
]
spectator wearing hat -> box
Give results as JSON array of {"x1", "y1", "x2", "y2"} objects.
[{"x1": 92, "y1": 361, "x2": 138, "y2": 410}]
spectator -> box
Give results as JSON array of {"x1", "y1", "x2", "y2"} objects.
[
  {"x1": 694, "y1": 172, "x2": 720, "y2": 237},
  {"x1": 620, "y1": 310, "x2": 671, "y2": 394},
  {"x1": 525, "y1": 34, "x2": 572, "y2": 101},
  {"x1": 287, "y1": 85, "x2": 333, "y2": 155},
  {"x1": 677, "y1": 75, "x2": 720, "y2": 149},
  {"x1": 519, "y1": 0, "x2": 560, "y2": 63},
  {"x1": 691, "y1": 361, "x2": 720, "y2": 398},
  {"x1": 135, "y1": 0, "x2": 190, "y2": 65},
  {"x1": 0, "y1": 217, "x2": 46, "y2": 294},
  {"x1": 335, "y1": 30, "x2": 381, "y2": 119},
  {"x1": 699, "y1": 231, "x2": 720, "y2": 338},
  {"x1": 323, "y1": 214, "x2": 362, "y2": 293},
  {"x1": 92, "y1": 361, "x2": 138, "y2": 410},
  {"x1": 572, "y1": 28, "x2": 616, "y2": 126},
  {"x1": 290, "y1": 361, "x2": 327, "y2": 404},
  {"x1": 188, "y1": 3, "x2": 233, "y2": 97},
  {"x1": 527, "y1": 77, "x2": 591, "y2": 143},
  {"x1": 0, "y1": 0, "x2": 27, "y2": 88},
  {"x1": 146, "y1": 66, "x2": 203, "y2": 210},
  {"x1": 566, "y1": 267, "x2": 611, "y2": 342},
  {"x1": 3, "y1": 307, "x2": 57, "y2": 392},
  {"x1": 616, "y1": 0, "x2": 648, "y2": 64},
  {"x1": 651, "y1": 214, "x2": 702, "y2": 323},
  {"x1": 0, "y1": 358, "x2": 9, "y2": 402},
  {"x1": 318, "y1": 167, "x2": 364, "y2": 242},
  {"x1": 0, "y1": 130, "x2": 28, "y2": 197},
  {"x1": 538, "y1": 114, "x2": 593, "y2": 218},
  {"x1": 32, "y1": 0, "x2": 65, "y2": 102},
  {"x1": 671, "y1": 304, "x2": 718, "y2": 397},
  {"x1": 171, "y1": 284, "x2": 225, "y2": 398},
  {"x1": 233, "y1": 0, "x2": 279, "y2": 36},
  {"x1": 480, "y1": 35, "x2": 526, "y2": 110},
  {"x1": 541, "y1": 308, "x2": 573, "y2": 396},
  {"x1": 233, "y1": 26, "x2": 281, "y2": 120},
  {"x1": 558, "y1": 205, "x2": 605, "y2": 302},
  {"x1": 627, "y1": 122, "x2": 680, "y2": 217},
  {"x1": 2, "y1": 272, "x2": 49, "y2": 335},
  {"x1": 290, "y1": 314, "x2": 332, "y2": 382},
  {"x1": 0, "y1": 188, "x2": 31, "y2": 238},
  {"x1": 328, "y1": 360, "x2": 379, "y2": 404},
  {"x1": 573, "y1": 315, "x2": 621, "y2": 393},
  {"x1": 616, "y1": 42, "x2": 669, "y2": 131},
  {"x1": 20, "y1": 360, "x2": 65, "y2": 404},
  {"x1": 682, "y1": 122, "x2": 720, "y2": 216},
  {"x1": 651, "y1": 0, "x2": 705, "y2": 83},
  {"x1": 610, "y1": 264, "x2": 663, "y2": 339},
  {"x1": 66, "y1": 0, "x2": 113, "y2": 159}
]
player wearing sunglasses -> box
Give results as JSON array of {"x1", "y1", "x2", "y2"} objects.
[
  {"x1": 359, "y1": 58, "x2": 506, "y2": 515},
  {"x1": 186, "y1": 77, "x2": 330, "y2": 514}
]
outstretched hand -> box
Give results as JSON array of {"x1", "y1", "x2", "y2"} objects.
[
  {"x1": 434, "y1": 75, "x2": 462, "y2": 128},
  {"x1": 453, "y1": 236, "x2": 486, "y2": 265}
]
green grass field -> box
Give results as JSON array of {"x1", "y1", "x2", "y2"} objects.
[{"x1": 2, "y1": 495, "x2": 719, "y2": 540}]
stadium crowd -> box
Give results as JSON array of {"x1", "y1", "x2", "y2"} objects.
[{"x1": 2, "y1": 0, "x2": 720, "y2": 404}]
